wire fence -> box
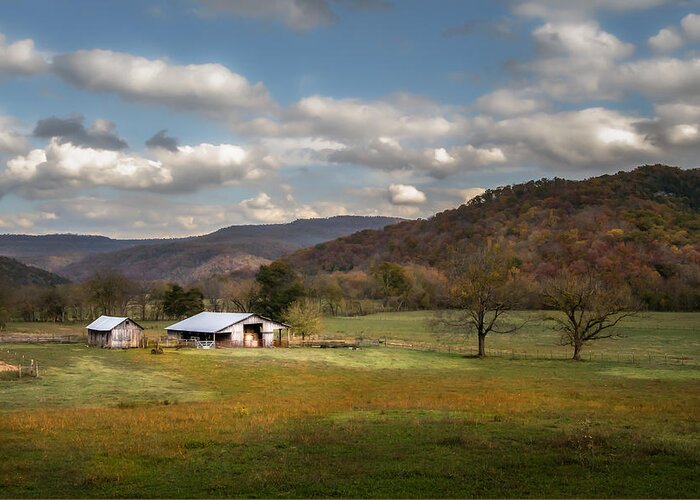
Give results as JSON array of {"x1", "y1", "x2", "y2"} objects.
[
  {"x1": 0, "y1": 348, "x2": 40, "y2": 378},
  {"x1": 377, "y1": 338, "x2": 698, "y2": 366}
]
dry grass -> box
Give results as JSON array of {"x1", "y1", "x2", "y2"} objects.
[{"x1": 0, "y1": 325, "x2": 699, "y2": 497}]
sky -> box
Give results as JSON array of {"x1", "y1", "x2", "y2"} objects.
[{"x1": 0, "y1": 0, "x2": 699, "y2": 238}]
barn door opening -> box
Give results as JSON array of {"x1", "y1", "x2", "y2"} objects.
[{"x1": 243, "y1": 323, "x2": 263, "y2": 347}]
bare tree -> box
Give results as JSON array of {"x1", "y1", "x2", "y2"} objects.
[
  {"x1": 436, "y1": 245, "x2": 523, "y2": 357},
  {"x1": 222, "y1": 279, "x2": 260, "y2": 312},
  {"x1": 86, "y1": 271, "x2": 137, "y2": 316},
  {"x1": 543, "y1": 271, "x2": 638, "y2": 360}
]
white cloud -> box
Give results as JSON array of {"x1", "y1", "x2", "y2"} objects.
[
  {"x1": 324, "y1": 138, "x2": 506, "y2": 178},
  {"x1": 1, "y1": 139, "x2": 171, "y2": 198},
  {"x1": 529, "y1": 21, "x2": 634, "y2": 101},
  {"x1": 239, "y1": 191, "x2": 337, "y2": 223},
  {"x1": 0, "y1": 33, "x2": 47, "y2": 78},
  {"x1": 513, "y1": 0, "x2": 674, "y2": 20},
  {"x1": 0, "y1": 210, "x2": 56, "y2": 230},
  {"x1": 0, "y1": 116, "x2": 29, "y2": 155},
  {"x1": 648, "y1": 27, "x2": 683, "y2": 52},
  {"x1": 36, "y1": 196, "x2": 238, "y2": 238},
  {"x1": 681, "y1": 13, "x2": 700, "y2": 39},
  {"x1": 235, "y1": 94, "x2": 465, "y2": 143},
  {"x1": 0, "y1": 140, "x2": 279, "y2": 198},
  {"x1": 153, "y1": 143, "x2": 279, "y2": 191},
  {"x1": 52, "y1": 49, "x2": 273, "y2": 116},
  {"x1": 476, "y1": 107, "x2": 657, "y2": 169},
  {"x1": 475, "y1": 89, "x2": 547, "y2": 116},
  {"x1": 614, "y1": 57, "x2": 700, "y2": 101},
  {"x1": 388, "y1": 183, "x2": 427, "y2": 205}
]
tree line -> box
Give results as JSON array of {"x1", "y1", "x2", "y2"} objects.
[{"x1": 0, "y1": 243, "x2": 639, "y2": 361}]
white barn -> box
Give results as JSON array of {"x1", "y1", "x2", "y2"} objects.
[
  {"x1": 165, "y1": 312, "x2": 290, "y2": 348},
  {"x1": 86, "y1": 316, "x2": 144, "y2": 349}
]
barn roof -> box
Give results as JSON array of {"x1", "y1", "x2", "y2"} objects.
[
  {"x1": 86, "y1": 315, "x2": 143, "y2": 332},
  {"x1": 165, "y1": 312, "x2": 288, "y2": 333}
]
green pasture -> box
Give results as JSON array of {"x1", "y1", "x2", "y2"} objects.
[
  {"x1": 324, "y1": 311, "x2": 700, "y2": 360},
  {"x1": 0, "y1": 312, "x2": 699, "y2": 497}
]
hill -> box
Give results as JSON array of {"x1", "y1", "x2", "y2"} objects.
[
  {"x1": 285, "y1": 165, "x2": 700, "y2": 310},
  {"x1": 0, "y1": 256, "x2": 70, "y2": 287},
  {"x1": 53, "y1": 216, "x2": 402, "y2": 282},
  {"x1": 0, "y1": 234, "x2": 170, "y2": 271}
]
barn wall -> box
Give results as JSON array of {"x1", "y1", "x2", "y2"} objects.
[
  {"x1": 262, "y1": 332, "x2": 274, "y2": 347},
  {"x1": 87, "y1": 330, "x2": 108, "y2": 348},
  {"x1": 107, "y1": 320, "x2": 143, "y2": 349},
  {"x1": 238, "y1": 315, "x2": 286, "y2": 333}
]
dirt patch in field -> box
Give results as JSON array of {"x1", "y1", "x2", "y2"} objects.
[{"x1": 0, "y1": 361, "x2": 18, "y2": 372}]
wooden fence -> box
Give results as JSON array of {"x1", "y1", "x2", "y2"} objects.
[
  {"x1": 0, "y1": 348, "x2": 40, "y2": 378},
  {"x1": 0, "y1": 334, "x2": 83, "y2": 344}
]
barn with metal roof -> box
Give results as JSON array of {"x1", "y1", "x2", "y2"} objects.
[
  {"x1": 165, "y1": 312, "x2": 290, "y2": 348},
  {"x1": 86, "y1": 316, "x2": 144, "y2": 349}
]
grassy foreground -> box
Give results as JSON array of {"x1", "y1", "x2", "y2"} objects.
[{"x1": 0, "y1": 314, "x2": 699, "y2": 498}]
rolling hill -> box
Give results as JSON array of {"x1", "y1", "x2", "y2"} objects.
[
  {"x1": 0, "y1": 256, "x2": 70, "y2": 287},
  {"x1": 285, "y1": 165, "x2": 700, "y2": 309},
  {"x1": 1, "y1": 216, "x2": 402, "y2": 282}
]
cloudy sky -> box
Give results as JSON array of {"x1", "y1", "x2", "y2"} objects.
[{"x1": 0, "y1": 0, "x2": 699, "y2": 237}]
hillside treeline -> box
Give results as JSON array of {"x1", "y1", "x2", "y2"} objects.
[{"x1": 286, "y1": 165, "x2": 700, "y2": 311}]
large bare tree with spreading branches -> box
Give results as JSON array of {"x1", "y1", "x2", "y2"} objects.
[
  {"x1": 543, "y1": 271, "x2": 638, "y2": 360},
  {"x1": 436, "y1": 245, "x2": 524, "y2": 357}
]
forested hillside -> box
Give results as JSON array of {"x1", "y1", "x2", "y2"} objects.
[
  {"x1": 0, "y1": 256, "x2": 69, "y2": 287},
  {"x1": 287, "y1": 165, "x2": 700, "y2": 310}
]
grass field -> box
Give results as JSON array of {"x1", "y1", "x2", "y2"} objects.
[{"x1": 0, "y1": 312, "x2": 699, "y2": 498}]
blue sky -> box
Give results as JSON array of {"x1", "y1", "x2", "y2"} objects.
[{"x1": 0, "y1": 0, "x2": 699, "y2": 237}]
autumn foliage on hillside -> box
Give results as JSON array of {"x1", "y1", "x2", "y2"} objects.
[{"x1": 286, "y1": 165, "x2": 700, "y2": 311}]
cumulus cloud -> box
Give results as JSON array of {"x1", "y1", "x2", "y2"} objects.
[
  {"x1": 0, "y1": 116, "x2": 29, "y2": 155},
  {"x1": 614, "y1": 57, "x2": 700, "y2": 101},
  {"x1": 528, "y1": 21, "x2": 634, "y2": 101},
  {"x1": 475, "y1": 89, "x2": 548, "y2": 116},
  {"x1": 239, "y1": 191, "x2": 341, "y2": 223},
  {"x1": 154, "y1": 143, "x2": 279, "y2": 191},
  {"x1": 324, "y1": 137, "x2": 506, "y2": 178},
  {"x1": 681, "y1": 13, "x2": 700, "y2": 39},
  {"x1": 33, "y1": 115, "x2": 128, "y2": 150},
  {"x1": 0, "y1": 140, "x2": 279, "y2": 198},
  {"x1": 0, "y1": 33, "x2": 47, "y2": 78},
  {"x1": 0, "y1": 139, "x2": 171, "y2": 198},
  {"x1": 474, "y1": 107, "x2": 657, "y2": 169},
  {"x1": 513, "y1": 0, "x2": 674, "y2": 20},
  {"x1": 0, "y1": 210, "x2": 57, "y2": 231},
  {"x1": 145, "y1": 129, "x2": 179, "y2": 151},
  {"x1": 388, "y1": 184, "x2": 427, "y2": 205},
  {"x1": 235, "y1": 94, "x2": 465, "y2": 143},
  {"x1": 37, "y1": 196, "x2": 237, "y2": 237},
  {"x1": 52, "y1": 49, "x2": 273, "y2": 116},
  {"x1": 648, "y1": 27, "x2": 683, "y2": 52}
]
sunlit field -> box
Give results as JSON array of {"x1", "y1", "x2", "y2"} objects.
[{"x1": 0, "y1": 312, "x2": 698, "y2": 498}]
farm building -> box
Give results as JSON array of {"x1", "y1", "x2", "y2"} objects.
[
  {"x1": 86, "y1": 316, "x2": 144, "y2": 349},
  {"x1": 165, "y1": 312, "x2": 290, "y2": 348}
]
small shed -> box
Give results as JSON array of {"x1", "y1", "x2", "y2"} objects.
[
  {"x1": 165, "y1": 312, "x2": 290, "y2": 348},
  {"x1": 86, "y1": 316, "x2": 144, "y2": 349}
]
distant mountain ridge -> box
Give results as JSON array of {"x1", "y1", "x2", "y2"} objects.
[{"x1": 0, "y1": 216, "x2": 402, "y2": 282}]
